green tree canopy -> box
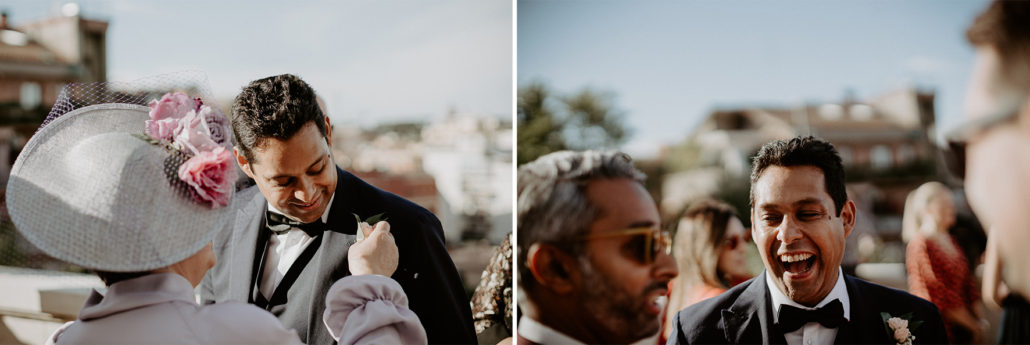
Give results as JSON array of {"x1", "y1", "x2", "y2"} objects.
[{"x1": 517, "y1": 82, "x2": 630, "y2": 165}]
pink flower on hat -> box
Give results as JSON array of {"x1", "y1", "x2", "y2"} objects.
[
  {"x1": 142, "y1": 92, "x2": 236, "y2": 209},
  {"x1": 203, "y1": 107, "x2": 231, "y2": 147},
  {"x1": 145, "y1": 92, "x2": 197, "y2": 141},
  {"x1": 144, "y1": 118, "x2": 181, "y2": 141},
  {"x1": 174, "y1": 107, "x2": 222, "y2": 155},
  {"x1": 148, "y1": 92, "x2": 196, "y2": 120},
  {"x1": 177, "y1": 146, "x2": 236, "y2": 208}
]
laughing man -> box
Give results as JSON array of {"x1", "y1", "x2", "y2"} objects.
[{"x1": 668, "y1": 136, "x2": 948, "y2": 345}]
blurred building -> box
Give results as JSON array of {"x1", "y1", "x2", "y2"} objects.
[
  {"x1": 0, "y1": 10, "x2": 110, "y2": 343},
  {"x1": 422, "y1": 112, "x2": 513, "y2": 245},
  {"x1": 332, "y1": 111, "x2": 513, "y2": 245},
  {"x1": 332, "y1": 121, "x2": 441, "y2": 213},
  {"x1": 0, "y1": 10, "x2": 107, "y2": 186},
  {"x1": 0, "y1": 10, "x2": 109, "y2": 270},
  {"x1": 662, "y1": 88, "x2": 941, "y2": 252}
]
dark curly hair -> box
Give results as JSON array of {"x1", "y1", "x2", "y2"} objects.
[
  {"x1": 749, "y1": 136, "x2": 847, "y2": 216},
  {"x1": 232, "y1": 74, "x2": 327, "y2": 162}
]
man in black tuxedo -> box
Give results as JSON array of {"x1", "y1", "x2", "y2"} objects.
[
  {"x1": 668, "y1": 137, "x2": 948, "y2": 345},
  {"x1": 200, "y1": 74, "x2": 476, "y2": 344},
  {"x1": 517, "y1": 151, "x2": 678, "y2": 344}
]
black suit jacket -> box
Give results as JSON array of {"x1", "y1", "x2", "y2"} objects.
[
  {"x1": 201, "y1": 167, "x2": 476, "y2": 344},
  {"x1": 668, "y1": 272, "x2": 948, "y2": 345}
]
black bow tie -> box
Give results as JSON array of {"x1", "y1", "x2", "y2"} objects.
[
  {"x1": 776, "y1": 299, "x2": 846, "y2": 332},
  {"x1": 265, "y1": 211, "x2": 323, "y2": 237}
]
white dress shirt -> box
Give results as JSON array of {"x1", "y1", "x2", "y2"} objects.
[
  {"x1": 259, "y1": 193, "x2": 335, "y2": 299},
  {"x1": 517, "y1": 316, "x2": 658, "y2": 345},
  {"x1": 517, "y1": 317, "x2": 585, "y2": 345},
  {"x1": 767, "y1": 268, "x2": 851, "y2": 345}
]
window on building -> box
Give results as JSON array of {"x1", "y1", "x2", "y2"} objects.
[
  {"x1": 871, "y1": 145, "x2": 892, "y2": 170},
  {"x1": 20, "y1": 82, "x2": 42, "y2": 110}
]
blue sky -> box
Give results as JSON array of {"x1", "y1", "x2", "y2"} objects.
[
  {"x1": 5, "y1": 0, "x2": 512, "y2": 126},
  {"x1": 519, "y1": 0, "x2": 990, "y2": 158}
]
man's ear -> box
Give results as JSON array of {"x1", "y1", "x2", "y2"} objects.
[
  {"x1": 526, "y1": 243, "x2": 578, "y2": 295},
  {"x1": 323, "y1": 115, "x2": 333, "y2": 148},
  {"x1": 841, "y1": 200, "x2": 857, "y2": 239},
  {"x1": 234, "y1": 147, "x2": 255, "y2": 179}
]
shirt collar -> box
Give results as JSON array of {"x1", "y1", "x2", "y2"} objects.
[
  {"x1": 266, "y1": 192, "x2": 336, "y2": 224},
  {"x1": 518, "y1": 316, "x2": 586, "y2": 345},
  {"x1": 767, "y1": 268, "x2": 851, "y2": 324},
  {"x1": 78, "y1": 273, "x2": 196, "y2": 321}
]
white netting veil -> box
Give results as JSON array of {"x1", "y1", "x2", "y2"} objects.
[
  {"x1": 6, "y1": 71, "x2": 235, "y2": 272},
  {"x1": 43, "y1": 71, "x2": 216, "y2": 130}
]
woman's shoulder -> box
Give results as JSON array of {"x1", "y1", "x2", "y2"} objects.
[
  {"x1": 191, "y1": 301, "x2": 302, "y2": 344},
  {"x1": 194, "y1": 301, "x2": 282, "y2": 325}
]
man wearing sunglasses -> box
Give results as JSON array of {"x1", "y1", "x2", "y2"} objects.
[
  {"x1": 948, "y1": 2, "x2": 1030, "y2": 342},
  {"x1": 517, "y1": 150, "x2": 678, "y2": 344},
  {"x1": 668, "y1": 137, "x2": 948, "y2": 344}
]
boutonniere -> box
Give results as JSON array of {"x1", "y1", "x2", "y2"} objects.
[
  {"x1": 881, "y1": 312, "x2": 922, "y2": 345},
  {"x1": 353, "y1": 213, "x2": 388, "y2": 242}
]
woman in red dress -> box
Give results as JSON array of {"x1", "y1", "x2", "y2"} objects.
[{"x1": 904, "y1": 182, "x2": 987, "y2": 344}]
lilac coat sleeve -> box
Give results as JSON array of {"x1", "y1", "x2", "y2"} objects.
[{"x1": 323, "y1": 274, "x2": 428, "y2": 345}]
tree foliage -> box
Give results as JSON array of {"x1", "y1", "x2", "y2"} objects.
[{"x1": 517, "y1": 82, "x2": 630, "y2": 165}]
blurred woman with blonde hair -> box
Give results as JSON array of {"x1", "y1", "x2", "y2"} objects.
[
  {"x1": 660, "y1": 199, "x2": 752, "y2": 342},
  {"x1": 904, "y1": 181, "x2": 986, "y2": 344}
]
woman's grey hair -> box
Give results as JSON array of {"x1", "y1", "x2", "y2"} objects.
[{"x1": 516, "y1": 150, "x2": 645, "y2": 291}]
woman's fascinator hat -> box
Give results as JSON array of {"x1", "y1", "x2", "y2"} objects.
[{"x1": 6, "y1": 73, "x2": 237, "y2": 272}]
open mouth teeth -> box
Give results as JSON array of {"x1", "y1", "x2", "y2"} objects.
[
  {"x1": 781, "y1": 253, "x2": 812, "y2": 263},
  {"x1": 780, "y1": 253, "x2": 816, "y2": 274}
]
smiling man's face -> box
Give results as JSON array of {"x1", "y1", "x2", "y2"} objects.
[
  {"x1": 751, "y1": 165, "x2": 855, "y2": 306},
  {"x1": 238, "y1": 121, "x2": 337, "y2": 223}
]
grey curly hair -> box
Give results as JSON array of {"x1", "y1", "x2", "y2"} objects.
[{"x1": 516, "y1": 150, "x2": 645, "y2": 292}]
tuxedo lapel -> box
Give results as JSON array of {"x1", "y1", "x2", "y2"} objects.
[
  {"x1": 265, "y1": 234, "x2": 323, "y2": 307},
  {"x1": 835, "y1": 275, "x2": 887, "y2": 344},
  {"x1": 299, "y1": 172, "x2": 358, "y2": 343},
  {"x1": 834, "y1": 315, "x2": 860, "y2": 344},
  {"x1": 329, "y1": 168, "x2": 361, "y2": 236},
  {"x1": 307, "y1": 169, "x2": 359, "y2": 296},
  {"x1": 721, "y1": 272, "x2": 786, "y2": 345},
  {"x1": 228, "y1": 191, "x2": 266, "y2": 302},
  {"x1": 304, "y1": 168, "x2": 361, "y2": 295}
]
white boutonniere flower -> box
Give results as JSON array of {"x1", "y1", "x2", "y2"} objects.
[
  {"x1": 353, "y1": 213, "x2": 387, "y2": 242},
  {"x1": 881, "y1": 312, "x2": 922, "y2": 345}
]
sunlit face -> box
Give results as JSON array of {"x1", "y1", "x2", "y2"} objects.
[
  {"x1": 751, "y1": 165, "x2": 854, "y2": 307},
  {"x1": 238, "y1": 121, "x2": 337, "y2": 223},
  {"x1": 577, "y1": 178, "x2": 678, "y2": 343},
  {"x1": 717, "y1": 217, "x2": 750, "y2": 283}
]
